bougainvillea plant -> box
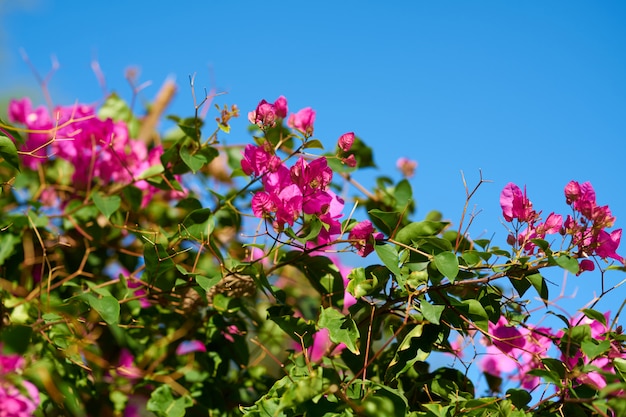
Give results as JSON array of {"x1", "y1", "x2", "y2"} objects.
[{"x1": 0, "y1": 68, "x2": 625, "y2": 417}]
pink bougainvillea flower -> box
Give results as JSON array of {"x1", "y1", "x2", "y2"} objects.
[
  {"x1": 288, "y1": 107, "x2": 316, "y2": 136},
  {"x1": 251, "y1": 191, "x2": 275, "y2": 219},
  {"x1": 0, "y1": 346, "x2": 40, "y2": 414},
  {"x1": 594, "y1": 229, "x2": 623, "y2": 262},
  {"x1": 273, "y1": 184, "x2": 303, "y2": 227},
  {"x1": 565, "y1": 181, "x2": 596, "y2": 218},
  {"x1": 0, "y1": 383, "x2": 40, "y2": 416},
  {"x1": 396, "y1": 157, "x2": 418, "y2": 179},
  {"x1": 540, "y1": 212, "x2": 563, "y2": 235},
  {"x1": 489, "y1": 317, "x2": 526, "y2": 354},
  {"x1": 480, "y1": 344, "x2": 518, "y2": 377},
  {"x1": 337, "y1": 132, "x2": 355, "y2": 152},
  {"x1": 500, "y1": 183, "x2": 536, "y2": 223},
  {"x1": 248, "y1": 96, "x2": 288, "y2": 128},
  {"x1": 240, "y1": 143, "x2": 281, "y2": 177},
  {"x1": 116, "y1": 349, "x2": 142, "y2": 380},
  {"x1": 273, "y1": 96, "x2": 288, "y2": 119},
  {"x1": 7, "y1": 97, "x2": 54, "y2": 169},
  {"x1": 290, "y1": 157, "x2": 332, "y2": 195},
  {"x1": 342, "y1": 154, "x2": 357, "y2": 168},
  {"x1": 349, "y1": 220, "x2": 384, "y2": 257},
  {"x1": 578, "y1": 259, "x2": 595, "y2": 275}
]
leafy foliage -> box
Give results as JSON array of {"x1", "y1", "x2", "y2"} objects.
[{"x1": 0, "y1": 79, "x2": 624, "y2": 417}]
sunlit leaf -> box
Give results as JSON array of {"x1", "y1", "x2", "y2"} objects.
[
  {"x1": 318, "y1": 307, "x2": 360, "y2": 354},
  {"x1": 92, "y1": 191, "x2": 121, "y2": 220},
  {"x1": 0, "y1": 135, "x2": 20, "y2": 171}
]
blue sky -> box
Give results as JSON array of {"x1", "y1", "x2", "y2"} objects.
[{"x1": 1, "y1": 2, "x2": 625, "y2": 325}]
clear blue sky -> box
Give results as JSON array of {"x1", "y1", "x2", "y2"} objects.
[{"x1": 1, "y1": 2, "x2": 625, "y2": 319}]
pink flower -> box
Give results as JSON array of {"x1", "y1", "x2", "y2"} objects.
[
  {"x1": 489, "y1": 317, "x2": 526, "y2": 354},
  {"x1": 288, "y1": 107, "x2": 316, "y2": 136},
  {"x1": 0, "y1": 382, "x2": 40, "y2": 416},
  {"x1": 274, "y1": 184, "x2": 303, "y2": 227},
  {"x1": 500, "y1": 183, "x2": 536, "y2": 223},
  {"x1": 342, "y1": 154, "x2": 357, "y2": 168},
  {"x1": 0, "y1": 353, "x2": 24, "y2": 374},
  {"x1": 480, "y1": 344, "x2": 518, "y2": 377},
  {"x1": 539, "y1": 213, "x2": 563, "y2": 235},
  {"x1": 248, "y1": 96, "x2": 288, "y2": 128},
  {"x1": 7, "y1": 97, "x2": 53, "y2": 169},
  {"x1": 273, "y1": 96, "x2": 288, "y2": 119},
  {"x1": 578, "y1": 259, "x2": 595, "y2": 275},
  {"x1": 337, "y1": 132, "x2": 354, "y2": 152},
  {"x1": 240, "y1": 144, "x2": 281, "y2": 177},
  {"x1": 251, "y1": 191, "x2": 275, "y2": 218},
  {"x1": 396, "y1": 157, "x2": 418, "y2": 179},
  {"x1": 349, "y1": 220, "x2": 384, "y2": 257},
  {"x1": 595, "y1": 229, "x2": 623, "y2": 262},
  {"x1": 0, "y1": 347, "x2": 40, "y2": 415},
  {"x1": 290, "y1": 157, "x2": 332, "y2": 196},
  {"x1": 565, "y1": 181, "x2": 596, "y2": 218}
]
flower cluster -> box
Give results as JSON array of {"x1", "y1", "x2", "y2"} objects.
[
  {"x1": 500, "y1": 181, "x2": 624, "y2": 269},
  {"x1": 8, "y1": 97, "x2": 169, "y2": 203},
  {"x1": 480, "y1": 317, "x2": 553, "y2": 390},
  {"x1": 479, "y1": 313, "x2": 626, "y2": 392},
  {"x1": 563, "y1": 180, "x2": 623, "y2": 264},
  {"x1": 0, "y1": 348, "x2": 40, "y2": 417},
  {"x1": 243, "y1": 97, "x2": 383, "y2": 254}
]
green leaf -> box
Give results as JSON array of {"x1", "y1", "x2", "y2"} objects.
[
  {"x1": 318, "y1": 307, "x2": 360, "y2": 354},
  {"x1": 346, "y1": 266, "x2": 386, "y2": 298},
  {"x1": 461, "y1": 250, "x2": 482, "y2": 266},
  {"x1": 82, "y1": 294, "x2": 120, "y2": 325},
  {"x1": 395, "y1": 220, "x2": 448, "y2": 245},
  {"x1": 0, "y1": 325, "x2": 32, "y2": 354},
  {"x1": 394, "y1": 179, "x2": 413, "y2": 211},
  {"x1": 288, "y1": 253, "x2": 346, "y2": 308},
  {"x1": 181, "y1": 208, "x2": 214, "y2": 241},
  {"x1": 92, "y1": 192, "x2": 121, "y2": 220},
  {"x1": 369, "y1": 209, "x2": 403, "y2": 236},
  {"x1": 359, "y1": 382, "x2": 408, "y2": 417},
  {"x1": 143, "y1": 243, "x2": 176, "y2": 292},
  {"x1": 303, "y1": 139, "x2": 324, "y2": 149},
  {"x1": 613, "y1": 357, "x2": 626, "y2": 381},
  {"x1": 385, "y1": 323, "x2": 434, "y2": 382},
  {"x1": 179, "y1": 144, "x2": 206, "y2": 173},
  {"x1": 375, "y1": 243, "x2": 402, "y2": 277},
  {"x1": 433, "y1": 252, "x2": 459, "y2": 281},
  {"x1": 137, "y1": 163, "x2": 164, "y2": 180},
  {"x1": 122, "y1": 185, "x2": 143, "y2": 212},
  {"x1": 147, "y1": 385, "x2": 193, "y2": 417},
  {"x1": 581, "y1": 339, "x2": 611, "y2": 360},
  {"x1": 195, "y1": 274, "x2": 222, "y2": 293},
  {"x1": 451, "y1": 299, "x2": 489, "y2": 333},
  {"x1": 506, "y1": 388, "x2": 531, "y2": 409},
  {"x1": 267, "y1": 305, "x2": 316, "y2": 347},
  {"x1": 555, "y1": 254, "x2": 580, "y2": 275},
  {"x1": 421, "y1": 300, "x2": 445, "y2": 325},
  {"x1": 177, "y1": 117, "x2": 204, "y2": 140},
  {"x1": 0, "y1": 232, "x2": 21, "y2": 264},
  {"x1": 0, "y1": 134, "x2": 20, "y2": 171},
  {"x1": 581, "y1": 308, "x2": 607, "y2": 326},
  {"x1": 527, "y1": 273, "x2": 549, "y2": 303}
]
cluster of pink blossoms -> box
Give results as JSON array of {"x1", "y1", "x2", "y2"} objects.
[
  {"x1": 480, "y1": 314, "x2": 626, "y2": 392},
  {"x1": 500, "y1": 181, "x2": 624, "y2": 271},
  {"x1": 243, "y1": 97, "x2": 382, "y2": 255},
  {"x1": 0, "y1": 348, "x2": 40, "y2": 416},
  {"x1": 8, "y1": 97, "x2": 168, "y2": 202}
]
